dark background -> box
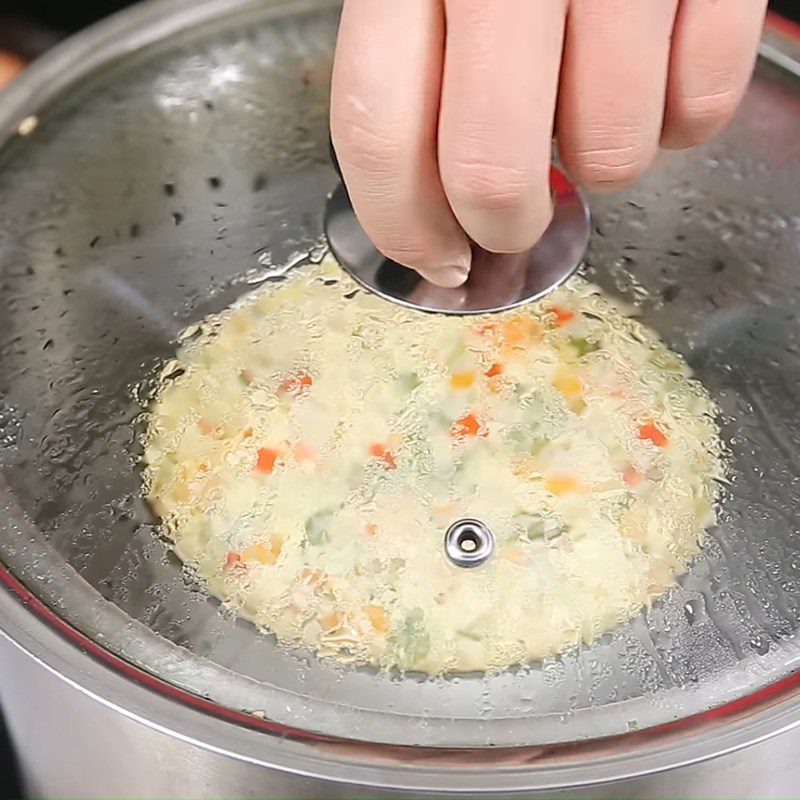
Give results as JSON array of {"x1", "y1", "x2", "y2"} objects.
[
  {"x1": 1, "y1": 0, "x2": 799, "y2": 59},
  {"x1": 3, "y1": 0, "x2": 800, "y2": 31},
  {"x1": 0, "y1": 1, "x2": 798, "y2": 798}
]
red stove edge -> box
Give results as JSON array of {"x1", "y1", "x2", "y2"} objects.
[{"x1": 765, "y1": 10, "x2": 800, "y2": 43}]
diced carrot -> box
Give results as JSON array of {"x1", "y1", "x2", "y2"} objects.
[
  {"x1": 545, "y1": 475, "x2": 580, "y2": 496},
  {"x1": 623, "y1": 465, "x2": 643, "y2": 487},
  {"x1": 299, "y1": 567, "x2": 325, "y2": 585},
  {"x1": 368, "y1": 442, "x2": 396, "y2": 469},
  {"x1": 241, "y1": 543, "x2": 272, "y2": 564},
  {"x1": 293, "y1": 441, "x2": 317, "y2": 463},
  {"x1": 639, "y1": 421, "x2": 668, "y2": 447},
  {"x1": 502, "y1": 315, "x2": 538, "y2": 348},
  {"x1": 363, "y1": 604, "x2": 387, "y2": 634},
  {"x1": 240, "y1": 369, "x2": 255, "y2": 385},
  {"x1": 485, "y1": 362, "x2": 504, "y2": 378},
  {"x1": 319, "y1": 610, "x2": 344, "y2": 631},
  {"x1": 278, "y1": 369, "x2": 313, "y2": 397},
  {"x1": 503, "y1": 545, "x2": 527, "y2": 565},
  {"x1": 451, "y1": 412, "x2": 482, "y2": 438},
  {"x1": 365, "y1": 523, "x2": 378, "y2": 536},
  {"x1": 548, "y1": 305, "x2": 575, "y2": 326},
  {"x1": 255, "y1": 447, "x2": 281, "y2": 473},
  {"x1": 433, "y1": 499, "x2": 457, "y2": 516},
  {"x1": 224, "y1": 551, "x2": 242, "y2": 569},
  {"x1": 450, "y1": 370, "x2": 475, "y2": 389},
  {"x1": 241, "y1": 538, "x2": 282, "y2": 565},
  {"x1": 242, "y1": 427, "x2": 253, "y2": 439},
  {"x1": 198, "y1": 418, "x2": 216, "y2": 435}
]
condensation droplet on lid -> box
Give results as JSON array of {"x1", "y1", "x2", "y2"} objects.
[
  {"x1": 17, "y1": 115, "x2": 38, "y2": 137},
  {"x1": 749, "y1": 636, "x2": 770, "y2": 656}
]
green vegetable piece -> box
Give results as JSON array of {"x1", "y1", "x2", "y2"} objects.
[
  {"x1": 397, "y1": 372, "x2": 422, "y2": 392},
  {"x1": 457, "y1": 629, "x2": 483, "y2": 642},
  {"x1": 526, "y1": 518, "x2": 547, "y2": 540},
  {"x1": 391, "y1": 608, "x2": 431, "y2": 670},
  {"x1": 530, "y1": 438, "x2": 548, "y2": 455},
  {"x1": 649, "y1": 348, "x2": 683, "y2": 372},
  {"x1": 514, "y1": 513, "x2": 546, "y2": 541},
  {"x1": 445, "y1": 340, "x2": 469, "y2": 369},
  {"x1": 508, "y1": 426, "x2": 529, "y2": 447},
  {"x1": 508, "y1": 424, "x2": 548, "y2": 456},
  {"x1": 569, "y1": 336, "x2": 599, "y2": 358},
  {"x1": 305, "y1": 509, "x2": 335, "y2": 545}
]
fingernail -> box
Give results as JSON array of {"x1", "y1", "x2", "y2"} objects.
[{"x1": 419, "y1": 253, "x2": 471, "y2": 288}]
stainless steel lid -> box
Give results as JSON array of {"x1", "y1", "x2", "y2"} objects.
[{"x1": 1, "y1": 0, "x2": 800, "y2": 791}]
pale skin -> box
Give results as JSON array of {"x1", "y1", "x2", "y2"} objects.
[{"x1": 330, "y1": 0, "x2": 768, "y2": 287}]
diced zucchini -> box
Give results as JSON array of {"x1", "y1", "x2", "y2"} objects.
[
  {"x1": 305, "y1": 509, "x2": 335, "y2": 545},
  {"x1": 391, "y1": 608, "x2": 431, "y2": 669},
  {"x1": 569, "y1": 336, "x2": 599, "y2": 358}
]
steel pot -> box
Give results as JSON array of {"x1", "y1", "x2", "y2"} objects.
[{"x1": 1, "y1": 1, "x2": 800, "y2": 796}]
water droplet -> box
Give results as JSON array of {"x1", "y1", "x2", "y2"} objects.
[{"x1": 749, "y1": 635, "x2": 770, "y2": 656}]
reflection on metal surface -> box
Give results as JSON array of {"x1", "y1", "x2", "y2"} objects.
[{"x1": 324, "y1": 169, "x2": 590, "y2": 314}]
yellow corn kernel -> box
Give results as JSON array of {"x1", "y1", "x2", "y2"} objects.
[
  {"x1": 553, "y1": 371, "x2": 582, "y2": 397},
  {"x1": 363, "y1": 604, "x2": 387, "y2": 634},
  {"x1": 241, "y1": 536, "x2": 282, "y2": 565},
  {"x1": 545, "y1": 475, "x2": 580, "y2": 496},
  {"x1": 319, "y1": 610, "x2": 344, "y2": 631},
  {"x1": 450, "y1": 371, "x2": 475, "y2": 389},
  {"x1": 502, "y1": 315, "x2": 539, "y2": 348}
]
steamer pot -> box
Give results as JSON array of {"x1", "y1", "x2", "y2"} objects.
[{"x1": 1, "y1": 1, "x2": 800, "y2": 795}]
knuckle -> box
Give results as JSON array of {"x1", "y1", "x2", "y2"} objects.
[
  {"x1": 676, "y1": 88, "x2": 740, "y2": 139},
  {"x1": 567, "y1": 142, "x2": 652, "y2": 190},
  {"x1": 445, "y1": 160, "x2": 540, "y2": 215},
  {"x1": 364, "y1": 224, "x2": 436, "y2": 271}
]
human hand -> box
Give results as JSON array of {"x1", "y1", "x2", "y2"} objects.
[{"x1": 330, "y1": 0, "x2": 767, "y2": 287}]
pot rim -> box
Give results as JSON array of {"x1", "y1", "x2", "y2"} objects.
[{"x1": 4, "y1": 561, "x2": 800, "y2": 793}]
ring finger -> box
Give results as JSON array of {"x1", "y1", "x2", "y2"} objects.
[{"x1": 557, "y1": 0, "x2": 679, "y2": 190}]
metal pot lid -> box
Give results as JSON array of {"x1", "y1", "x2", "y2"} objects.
[{"x1": 1, "y1": 0, "x2": 800, "y2": 786}]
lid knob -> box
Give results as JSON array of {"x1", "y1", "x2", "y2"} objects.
[
  {"x1": 444, "y1": 519, "x2": 494, "y2": 568},
  {"x1": 325, "y1": 137, "x2": 591, "y2": 315}
]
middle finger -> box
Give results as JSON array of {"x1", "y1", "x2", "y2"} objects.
[{"x1": 439, "y1": 0, "x2": 568, "y2": 254}]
